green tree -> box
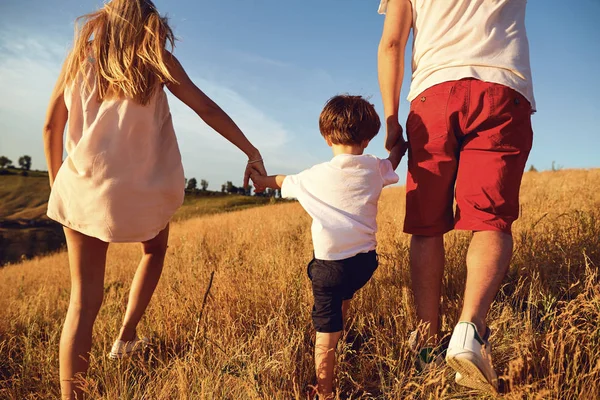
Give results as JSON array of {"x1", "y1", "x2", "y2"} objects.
[
  {"x1": 18, "y1": 155, "x2": 32, "y2": 170},
  {"x1": 200, "y1": 179, "x2": 209, "y2": 191},
  {"x1": 0, "y1": 156, "x2": 12, "y2": 168},
  {"x1": 186, "y1": 177, "x2": 197, "y2": 190}
]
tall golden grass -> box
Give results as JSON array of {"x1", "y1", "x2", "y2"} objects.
[{"x1": 1, "y1": 169, "x2": 599, "y2": 399}]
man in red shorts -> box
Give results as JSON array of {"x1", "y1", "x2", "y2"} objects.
[{"x1": 377, "y1": 0, "x2": 535, "y2": 393}]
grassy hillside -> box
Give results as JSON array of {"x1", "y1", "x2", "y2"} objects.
[
  {"x1": 174, "y1": 193, "x2": 277, "y2": 222},
  {"x1": 0, "y1": 169, "x2": 599, "y2": 399},
  {"x1": 0, "y1": 171, "x2": 275, "y2": 222},
  {"x1": 0, "y1": 170, "x2": 51, "y2": 220},
  {"x1": 0, "y1": 172, "x2": 278, "y2": 265}
]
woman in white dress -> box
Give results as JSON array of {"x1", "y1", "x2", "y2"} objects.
[{"x1": 43, "y1": 1, "x2": 266, "y2": 398}]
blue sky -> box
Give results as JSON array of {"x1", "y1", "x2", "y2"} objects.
[{"x1": 0, "y1": 0, "x2": 599, "y2": 189}]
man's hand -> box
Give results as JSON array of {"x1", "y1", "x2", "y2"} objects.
[
  {"x1": 387, "y1": 134, "x2": 408, "y2": 170},
  {"x1": 385, "y1": 118, "x2": 404, "y2": 152}
]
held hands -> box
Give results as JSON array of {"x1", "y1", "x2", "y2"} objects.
[
  {"x1": 244, "y1": 155, "x2": 267, "y2": 192},
  {"x1": 249, "y1": 171, "x2": 269, "y2": 189},
  {"x1": 390, "y1": 134, "x2": 408, "y2": 158},
  {"x1": 385, "y1": 118, "x2": 405, "y2": 152},
  {"x1": 386, "y1": 121, "x2": 408, "y2": 170},
  {"x1": 249, "y1": 171, "x2": 284, "y2": 191}
]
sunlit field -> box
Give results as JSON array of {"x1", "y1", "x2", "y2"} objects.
[{"x1": 1, "y1": 169, "x2": 599, "y2": 399}]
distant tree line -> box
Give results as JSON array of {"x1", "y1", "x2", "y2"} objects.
[
  {"x1": 184, "y1": 176, "x2": 280, "y2": 198},
  {"x1": 0, "y1": 154, "x2": 280, "y2": 197},
  {"x1": 0, "y1": 155, "x2": 32, "y2": 176}
]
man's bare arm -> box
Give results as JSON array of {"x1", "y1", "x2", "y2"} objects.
[{"x1": 378, "y1": 0, "x2": 412, "y2": 151}]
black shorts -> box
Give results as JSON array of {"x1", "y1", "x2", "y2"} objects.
[{"x1": 307, "y1": 251, "x2": 378, "y2": 333}]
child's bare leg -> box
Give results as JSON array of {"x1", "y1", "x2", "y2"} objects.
[
  {"x1": 117, "y1": 225, "x2": 169, "y2": 341},
  {"x1": 60, "y1": 228, "x2": 109, "y2": 399},
  {"x1": 315, "y1": 331, "x2": 342, "y2": 399}
]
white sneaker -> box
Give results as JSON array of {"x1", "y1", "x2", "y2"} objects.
[
  {"x1": 109, "y1": 337, "x2": 150, "y2": 359},
  {"x1": 445, "y1": 322, "x2": 498, "y2": 394}
]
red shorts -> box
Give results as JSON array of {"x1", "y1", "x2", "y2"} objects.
[{"x1": 404, "y1": 79, "x2": 533, "y2": 235}]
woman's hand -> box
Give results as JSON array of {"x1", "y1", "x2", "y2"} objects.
[{"x1": 244, "y1": 156, "x2": 267, "y2": 192}]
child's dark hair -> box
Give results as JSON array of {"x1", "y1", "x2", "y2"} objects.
[{"x1": 319, "y1": 95, "x2": 381, "y2": 145}]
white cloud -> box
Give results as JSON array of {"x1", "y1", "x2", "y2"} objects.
[
  {"x1": 168, "y1": 76, "x2": 289, "y2": 153},
  {"x1": 0, "y1": 30, "x2": 69, "y2": 171}
]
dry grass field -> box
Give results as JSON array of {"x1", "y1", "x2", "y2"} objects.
[{"x1": 0, "y1": 169, "x2": 599, "y2": 399}]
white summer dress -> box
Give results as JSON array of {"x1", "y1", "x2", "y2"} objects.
[{"x1": 47, "y1": 64, "x2": 185, "y2": 242}]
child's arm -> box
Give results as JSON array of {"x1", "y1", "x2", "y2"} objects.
[
  {"x1": 164, "y1": 53, "x2": 266, "y2": 187},
  {"x1": 387, "y1": 138, "x2": 408, "y2": 170},
  {"x1": 251, "y1": 173, "x2": 286, "y2": 190},
  {"x1": 43, "y1": 59, "x2": 69, "y2": 187}
]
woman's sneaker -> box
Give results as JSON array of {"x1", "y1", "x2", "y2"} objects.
[
  {"x1": 109, "y1": 337, "x2": 150, "y2": 359},
  {"x1": 445, "y1": 322, "x2": 498, "y2": 393}
]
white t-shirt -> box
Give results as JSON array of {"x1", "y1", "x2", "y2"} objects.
[
  {"x1": 379, "y1": 0, "x2": 536, "y2": 110},
  {"x1": 281, "y1": 154, "x2": 399, "y2": 261}
]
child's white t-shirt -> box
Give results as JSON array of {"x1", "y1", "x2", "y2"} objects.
[{"x1": 281, "y1": 154, "x2": 399, "y2": 261}]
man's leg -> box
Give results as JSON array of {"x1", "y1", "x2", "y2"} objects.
[
  {"x1": 403, "y1": 82, "x2": 461, "y2": 347},
  {"x1": 445, "y1": 230, "x2": 512, "y2": 393},
  {"x1": 460, "y1": 231, "x2": 512, "y2": 336},
  {"x1": 453, "y1": 83, "x2": 533, "y2": 333},
  {"x1": 447, "y1": 81, "x2": 533, "y2": 392},
  {"x1": 410, "y1": 235, "x2": 445, "y2": 344}
]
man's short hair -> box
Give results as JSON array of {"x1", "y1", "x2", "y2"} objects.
[{"x1": 319, "y1": 95, "x2": 381, "y2": 145}]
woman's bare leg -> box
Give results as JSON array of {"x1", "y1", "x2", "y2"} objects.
[
  {"x1": 60, "y1": 228, "x2": 109, "y2": 399},
  {"x1": 117, "y1": 225, "x2": 169, "y2": 342}
]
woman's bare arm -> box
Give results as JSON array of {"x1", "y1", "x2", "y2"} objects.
[{"x1": 43, "y1": 60, "x2": 69, "y2": 187}]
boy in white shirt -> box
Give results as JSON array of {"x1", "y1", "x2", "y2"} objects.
[{"x1": 251, "y1": 95, "x2": 406, "y2": 399}]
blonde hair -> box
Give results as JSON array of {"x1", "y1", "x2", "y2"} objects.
[{"x1": 64, "y1": 0, "x2": 177, "y2": 105}]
